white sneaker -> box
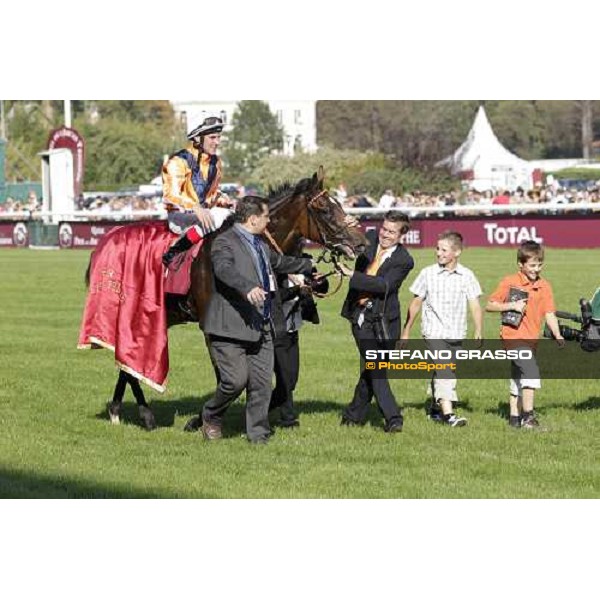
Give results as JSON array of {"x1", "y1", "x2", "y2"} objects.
[{"x1": 444, "y1": 414, "x2": 467, "y2": 427}]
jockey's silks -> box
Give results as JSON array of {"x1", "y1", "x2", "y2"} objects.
[{"x1": 162, "y1": 143, "x2": 222, "y2": 211}]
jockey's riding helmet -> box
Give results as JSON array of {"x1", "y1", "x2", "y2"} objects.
[{"x1": 187, "y1": 116, "x2": 224, "y2": 140}]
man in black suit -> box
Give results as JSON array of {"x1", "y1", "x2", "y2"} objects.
[
  {"x1": 337, "y1": 211, "x2": 414, "y2": 432},
  {"x1": 200, "y1": 196, "x2": 312, "y2": 444},
  {"x1": 268, "y1": 262, "x2": 329, "y2": 428}
]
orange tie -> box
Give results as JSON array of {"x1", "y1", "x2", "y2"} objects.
[
  {"x1": 358, "y1": 247, "x2": 385, "y2": 306},
  {"x1": 366, "y1": 247, "x2": 385, "y2": 275}
]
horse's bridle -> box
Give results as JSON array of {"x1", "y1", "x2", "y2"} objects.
[
  {"x1": 263, "y1": 187, "x2": 355, "y2": 298},
  {"x1": 305, "y1": 188, "x2": 357, "y2": 257},
  {"x1": 265, "y1": 188, "x2": 351, "y2": 255}
]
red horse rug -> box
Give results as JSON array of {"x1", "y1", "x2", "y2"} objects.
[{"x1": 78, "y1": 220, "x2": 201, "y2": 392}]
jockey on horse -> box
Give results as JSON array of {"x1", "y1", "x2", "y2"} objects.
[{"x1": 161, "y1": 115, "x2": 235, "y2": 268}]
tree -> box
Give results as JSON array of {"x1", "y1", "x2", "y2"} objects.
[
  {"x1": 4, "y1": 101, "x2": 55, "y2": 181},
  {"x1": 221, "y1": 101, "x2": 283, "y2": 179},
  {"x1": 317, "y1": 101, "x2": 480, "y2": 167},
  {"x1": 250, "y1": 146, "x2": 457, "y2": 197},
  {"x1": 78, "y1": 101, "x2": 183, "y2": 189},
  {"x1": 78, "y1": 117, "x2": 179, "y2": 190},
  {"x1": 581, "y1": 100, "x2": 593, "y2": 160},
  {"x1": 89, "y1": 100, "x2": 178, "y2": 128},
  {"x1": 317, "y1": 100, "x2": 600, "y2": 166},
  {"x1": 1, "y1": 100, "x2": 182, "y2": 188}
]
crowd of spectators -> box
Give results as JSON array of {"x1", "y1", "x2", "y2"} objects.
[
  {"x1": 75, "y1": 193, "x2": 164, "y2": 214},
  {"x1": 2, "y1": 180, "x2": 600, "y2": 219},
  {"x1": 336, "y1": 180, "x2": 600, "y2": 217},
  {"x1": 0, "y1": 191, "x2": 42, "y2": 215},
  {"x1": 0, "y1": 181, "x2": 252, "y2": 219},
  {"x1": 0, "y1": 190, "x2": 165, "y2": 219}
]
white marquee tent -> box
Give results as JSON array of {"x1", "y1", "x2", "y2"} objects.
[{"x1": 436, "y1": 106, "x2": 534, "y2": 191}]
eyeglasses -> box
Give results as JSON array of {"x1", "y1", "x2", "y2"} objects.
[{"x1": 202, "y1": 116, "x2": 223, "y2": 126}]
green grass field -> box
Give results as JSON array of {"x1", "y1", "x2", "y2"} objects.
[{"x1": 1, "y1": 246, "x2": 599, "y2": 498}]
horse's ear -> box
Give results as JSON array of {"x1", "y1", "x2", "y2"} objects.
[{"x1": 316, "y1": 165, "x2": 325, "y2": 188}]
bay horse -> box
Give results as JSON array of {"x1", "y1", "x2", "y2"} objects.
[{"x1": 90, "y1": 167, "x2": 367, "y2": 429}]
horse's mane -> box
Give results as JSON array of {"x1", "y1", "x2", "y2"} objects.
[
  {"x1": 203, "y1": 177, "x2": 313, "y2": 244},
  {"x1": 267, "y1": 177, "x2": 315, "y2": 212}
]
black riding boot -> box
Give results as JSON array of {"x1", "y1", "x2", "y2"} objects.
[{"x1": 162, "y1": 234, "x2": 194, "y2": 268}]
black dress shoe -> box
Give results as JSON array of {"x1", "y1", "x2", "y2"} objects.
[
  {"x1": 201, "y1": 421, "x2": 223, "y2": 440},
  {"x1": 340, "y1": 416, "x2": 364, "y2": 427},
  {"x1": 249, "y1": 436, "x2": 270, "y2": 445},
  {"x1": 183, "y1": 415, "x2": 202, "y2": 432},
  {"x1": 278, "y1": 419, "x2": 300, "y2": 428},
  {"x1": 384, "y1": 420, "x2": 403, "y2": 433}
]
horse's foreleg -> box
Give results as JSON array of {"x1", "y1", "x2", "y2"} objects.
[
  {"x1": 124, "y1": 373, "x2": 157, "y2": 431},
  {"x1": 107, "y1": 370, "x2": 129, "y2": 424}
]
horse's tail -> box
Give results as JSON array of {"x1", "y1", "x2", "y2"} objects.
[{"x1": 84, "y1": 254, "x2": 92, "y2": 288}]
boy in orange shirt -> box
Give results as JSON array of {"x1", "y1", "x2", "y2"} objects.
[{"x1": 486, "y1": 241, "x2": 564, "y2": 428}]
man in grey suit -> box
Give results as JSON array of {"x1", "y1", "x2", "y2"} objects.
[{"x1": 201, "y1": 196, "x2": 313, "y2": 444}]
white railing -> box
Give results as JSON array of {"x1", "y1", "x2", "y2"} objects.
[
  {"x1": 1, "y1": 203, "x2": 600, "y2": 222},
  {"x1": 344, "y1": 202, "x2": 600, "y2": 217},
  {"x1": 0, "y1": 210, "x2": 167, "y2": 221}
]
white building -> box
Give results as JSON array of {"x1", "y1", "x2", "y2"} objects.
[{"x1": 170, "y1": 100, "x2": 317, "y2": 156}]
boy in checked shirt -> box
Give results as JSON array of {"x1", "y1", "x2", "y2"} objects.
[{"x1": 401, "y1": 231, "x2": 483, "y2": 427}]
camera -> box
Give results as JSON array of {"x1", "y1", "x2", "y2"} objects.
[
  {"x1": 555, "y1": 323, "x2": 584, "y2": 342},
  {"x1": 544, "y1": 296, "x2": 600, "y2": 352}
]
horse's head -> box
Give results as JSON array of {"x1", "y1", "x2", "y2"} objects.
[
  {"x1": 303, "y1": 167, "x2": 366, "y2": 259},
  {"x1": 268, "y1": 166, "x2": 366, "y2": 259}
]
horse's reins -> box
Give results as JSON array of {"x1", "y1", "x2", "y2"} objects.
[
  {"x1": 311, "y1": 253, "x2": 345, "y2": 298},
  {"x1": 307, "y1": 190, "x2": 363, "y2": 258},
  {"x1": 263, "y1": 228, "x2": 284, "y2": 255}
]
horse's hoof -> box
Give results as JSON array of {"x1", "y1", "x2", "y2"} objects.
[
  {"x1": 139, "y1": 405, "x2": 157, "y2": 431},
  {"x1": 107, "y1": 401, "x2": 121, "y2": 425},
  {"x1": 183, "y1": 415, "x2": 201, "y2": 432}
]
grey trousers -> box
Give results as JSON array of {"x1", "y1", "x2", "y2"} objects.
[
  {"x1": 203, "y1": 332, "x2": 274, "y2": 441},
  {"x1": 424, "y1": 338, "x2": 462, "y2": 403}
]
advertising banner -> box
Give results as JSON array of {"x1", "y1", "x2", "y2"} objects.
[
  {"x1": 360, "y1": 214, "x2": 600, "y2": 248},
  {"x1": 1, "y1": 215, "x2": 597, "y2": 250},
  {"x1": 0, "y1": 221, "x2": 29, "y2": 247},
  {"x1": 58, "y1": 221, "x2": 121, "y2": 249}
]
